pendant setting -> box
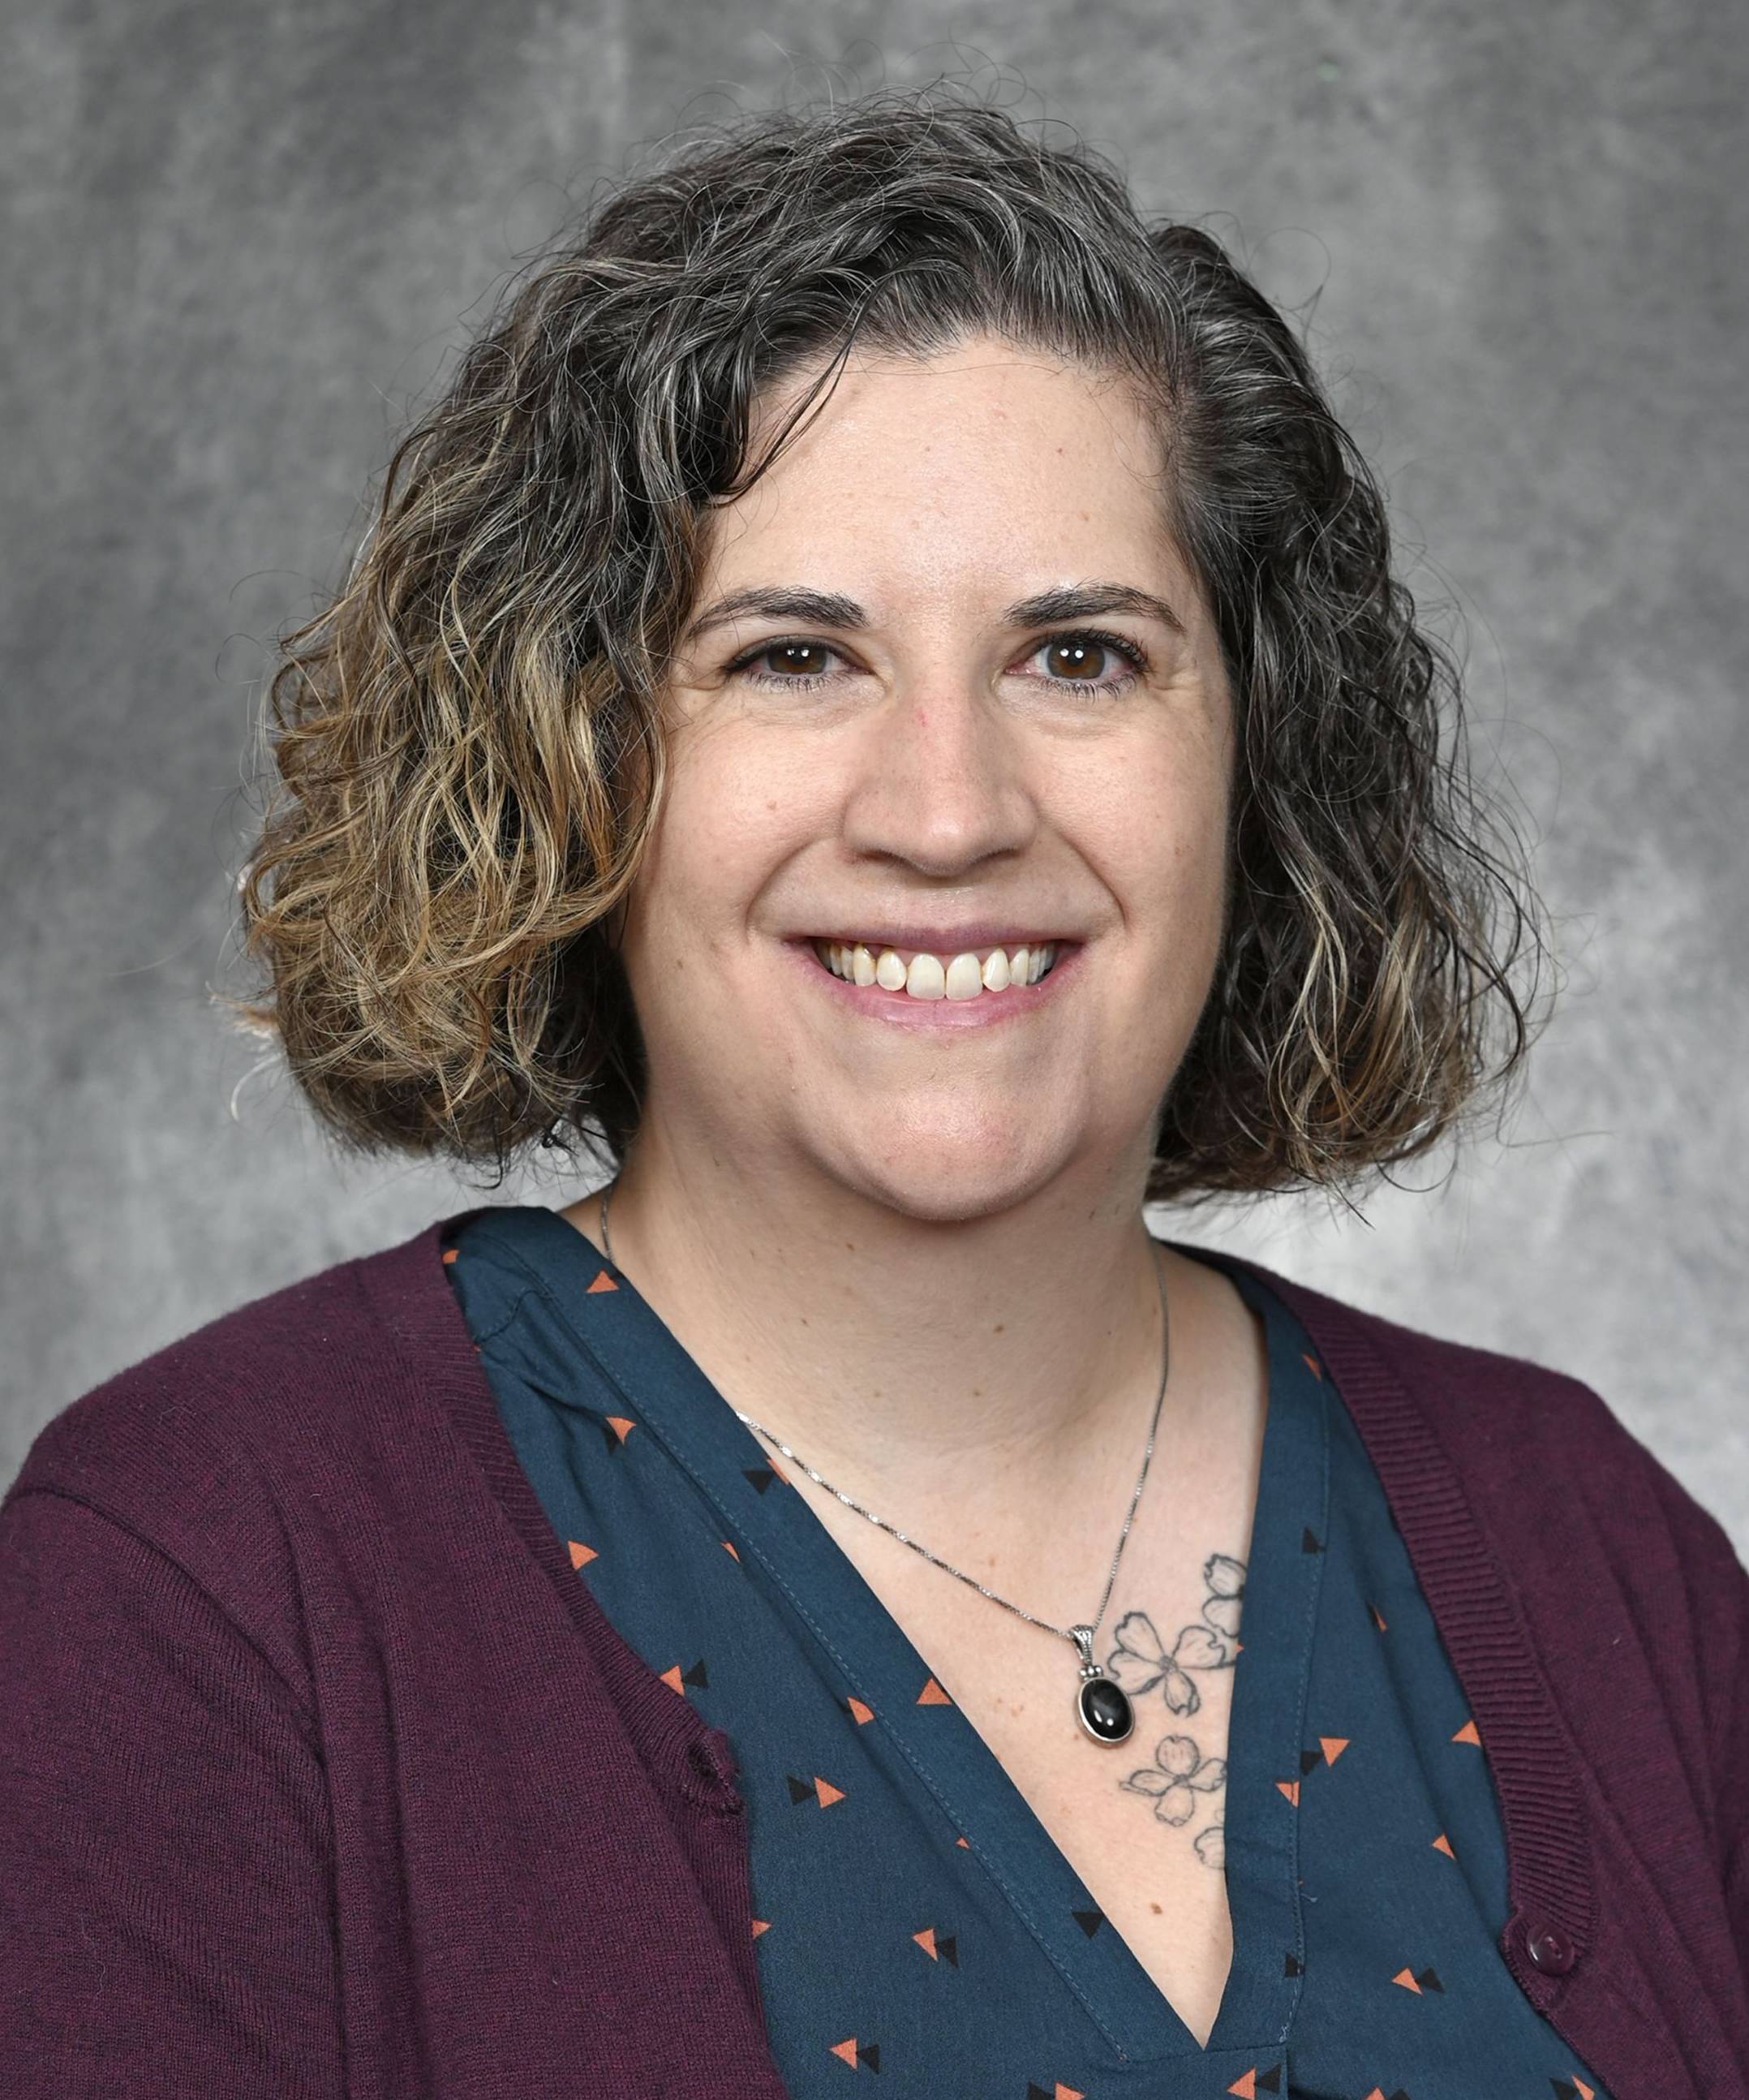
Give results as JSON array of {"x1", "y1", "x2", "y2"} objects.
[{"x1": 1070, "y1": 1624, "x2": 1134, "y2": 1744}]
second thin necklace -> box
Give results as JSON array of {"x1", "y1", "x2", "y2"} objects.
[{"x1": 595, "y1": 1180, "x2": 1171, "y2": 1746}]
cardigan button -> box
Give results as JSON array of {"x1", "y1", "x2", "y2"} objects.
[
  {"x1": 683, "y1": 1728, "x2": 744, "y2": 1809},
  {"x1": 1526, "y1": 1924, "x2": 1577, "y2": 1975}
]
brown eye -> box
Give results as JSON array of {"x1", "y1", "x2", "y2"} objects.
[
  {"x1": 761, "y1": 642, "x2": 831, "y2": 678},
  {"x1": 727, "y1": 637, "x2": 849, "y2": 691},
  {"x1": 1046, "y1": 638, "x2": 1111, "y2": 681},
  {"x1": 1029, "y1": 629, "x2": 1146, "y2": 693}
]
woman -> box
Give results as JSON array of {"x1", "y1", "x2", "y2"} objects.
[{"x1": 2, "y1": 89, "x2": 1743, "y2": 2100}]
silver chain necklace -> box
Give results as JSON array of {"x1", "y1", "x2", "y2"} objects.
[{"x1": 595, "y1": 1179, "x2": 1170, "y2": 1745}]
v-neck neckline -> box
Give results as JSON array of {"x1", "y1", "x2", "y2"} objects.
[{"x1": 467, "y1": 1203, "x2": 1330, "y2": 2069}]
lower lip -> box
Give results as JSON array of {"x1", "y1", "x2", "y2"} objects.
[{"x1": 783, "y1": 940, "x2": 1082, "y2": 1029}]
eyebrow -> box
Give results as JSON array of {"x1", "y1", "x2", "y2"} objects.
[{"x1": 680, "y1": 579, "x2": 1187, "y2": 647}]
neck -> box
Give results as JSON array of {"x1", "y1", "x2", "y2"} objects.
[{"x1": 571, "y1": 1125, "x2": 1176, "y2": 1542}]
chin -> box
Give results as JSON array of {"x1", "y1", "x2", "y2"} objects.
[{"x1": 810, "y1": 1113, "x2": 1067, "y2": 1227}]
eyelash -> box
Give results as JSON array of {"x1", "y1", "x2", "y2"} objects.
[{"x1": 724, "y1": 626, "x2": 1150, "y2": 696}]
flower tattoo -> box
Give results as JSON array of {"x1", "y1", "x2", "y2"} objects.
[
  {"x1": 1119, "y1": 1732, "x2": 1228, "y2": 1826},
  {"x1": 1102, "y1": 1552, "x2": 1246, "y2": 1719}
]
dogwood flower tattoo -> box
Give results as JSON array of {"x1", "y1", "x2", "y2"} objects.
[
  {"x1": 1120, "y1": 1732, "x2": 1228, "y2": 1825},
  {"x1": 1102, "y1": 1552, "x2": 1246, "y2": 1719}
]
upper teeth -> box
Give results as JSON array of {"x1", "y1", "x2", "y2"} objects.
[{"x1": 813, "y1": 941, "x2": 1059, "y2": 1000}]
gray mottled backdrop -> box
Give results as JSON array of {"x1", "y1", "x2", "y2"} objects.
[{"x1": 3, "y1": 3, "x2": 1745, "y2": 1547}]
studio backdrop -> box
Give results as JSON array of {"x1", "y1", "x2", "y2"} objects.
[{"x1": 2, "y1": 3, "x2": 1743, "y2": 1547}]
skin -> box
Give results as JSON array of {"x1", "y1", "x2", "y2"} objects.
[{"x1": 560, "y1": 329, "x2": 1252, "y2": 1607}]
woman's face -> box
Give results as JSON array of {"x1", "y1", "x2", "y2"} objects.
[{"x1": 617, "y1": 333, "x2": 1235, "y2": 1223}]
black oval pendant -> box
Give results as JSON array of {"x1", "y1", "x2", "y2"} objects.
[{"x1": 1076, "y1": 1673, "x2": 1134, "y2": 1744}]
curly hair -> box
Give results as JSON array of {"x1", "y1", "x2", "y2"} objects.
[{"x1": 224, "y1": 84, "x2": 1549, "y2": 1207}]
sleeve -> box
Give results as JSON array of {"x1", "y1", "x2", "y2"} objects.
[
  {"x1": 0, "y1": 1487, "x2": 343, "y2": 2098},
  {"x1": 1658, "y1": 1466, "x2": 1749, "y2": 1959},
  {"x1": 1687, "y1": 1487, "x2": 1749, "y2": 1957},
  {"x1": 1721, "y1": 1628, "x2": 1749, "y2": 1956}
]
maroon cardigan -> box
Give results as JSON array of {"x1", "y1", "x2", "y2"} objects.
[{"x1": 1, "y1": 1207, "x2": 1744, "y2": 2098}]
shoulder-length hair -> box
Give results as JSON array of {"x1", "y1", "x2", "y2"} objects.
[{"x1": 226, "y1": 86, "x2": 1547, "y2": 1207}]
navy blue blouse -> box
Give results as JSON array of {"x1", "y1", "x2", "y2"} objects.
[{"x1": 441, "y1": 1203, "x2": 1607, "y2": 2100}]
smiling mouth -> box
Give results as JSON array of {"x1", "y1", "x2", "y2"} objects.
[{"x1": 810, "y1": 939, "x2": 1061, "y2": 1001}]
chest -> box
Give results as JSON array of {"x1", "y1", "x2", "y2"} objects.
[
  {"x1": 789, "y1": 1480, "x2": 1253, "y2": 2050},
  {"x1": 913, "y1": 1573, "x2": 1243, "y2": 2046}
]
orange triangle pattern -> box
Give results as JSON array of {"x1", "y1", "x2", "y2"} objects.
[
  {"x1": 450, "y1": 1224, "x2": 1527, "y2": 2089},
  {"x1": 955, "y1": 1834, "x2": 970, "y2": 1848},
  {"x1": 1300, "y1": 1351, "x2": 1323, "y2": 1380},
  {"x1": 1574, "y1": 2082, "x2": 1596, "y2": 2098}
]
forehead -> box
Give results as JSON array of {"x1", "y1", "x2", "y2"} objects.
[{"x1": 697, "y1": 335, "x2": 1189, "y2": 609}]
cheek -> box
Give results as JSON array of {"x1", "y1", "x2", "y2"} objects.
[
  {"x1": 1069, "y1": 738, "x2": 1231, "y2": 933},
  {"x1": 639, "y1": 729, "x2": 823, "y2": 941}
]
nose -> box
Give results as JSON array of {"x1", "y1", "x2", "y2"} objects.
[{"x1": 839, "y1": 672, "x2": 1038, "y2": 879}]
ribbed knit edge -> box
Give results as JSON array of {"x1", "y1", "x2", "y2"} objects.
[
  {"x1": 358, "y1": 1208, "x2": 1593, "y2": 2008},
  {"x1": 1175, "y1": 1241, "x2": 1595, "y2": 2001},
  {"x1": 353, "y1": 1206, "x2": 746, "y2": 1818}
]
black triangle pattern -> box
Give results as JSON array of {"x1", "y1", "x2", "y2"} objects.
[
  {"x1": 1256, "y1": 2067, "x2": 1283, "y2": 2093},
  {"x1": 680, "y1": 1658, "x2": 709, "y2": 1690},
  {"x1": 1072, "y1": 1906, "x2": 1105, "y2": 1939},
  {"x1": 1302, "y1": 1527, "x2": 1325, "y2": 1554},
  {"x1": 744, "y1": 1466, "x2": 779, "y2": 1494},
  {"x1": 1283, "y1": 1951, "x2": 1304, "y2": 1977}
]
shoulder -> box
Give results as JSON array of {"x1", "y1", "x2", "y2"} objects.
[
  {"x1": 1217, "y1": 1246, "x2": 1749, "y2": 1735},
  {"x1": 8, "y1": 1228, "x2": 402, "y2": 1500},
  {"x1": 1218, "y1": 1246, "x2": 1706, "y2": 1514},
  {"x1": 2, "y1": 1217, "x2": 458, "y2": 1685}
]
